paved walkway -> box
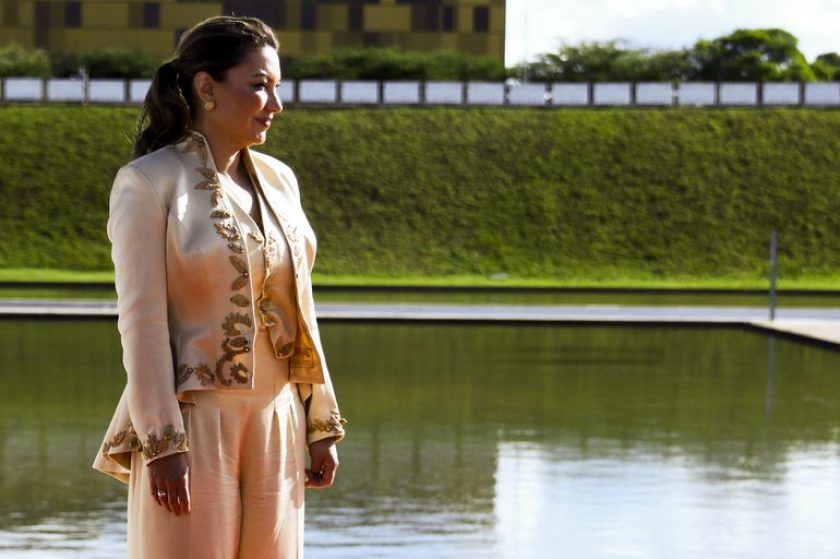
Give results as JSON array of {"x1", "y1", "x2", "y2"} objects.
[{"x1": 1, "y1": 299, "x2": 839, "y2": 347}]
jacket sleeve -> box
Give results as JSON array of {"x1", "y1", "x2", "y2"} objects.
[
  {"x1": 280, "y1": 162, "x2": 346, "y2": 446},
  {"x1": 108, "y1": 164, "x2": 188, "y2": 464},
  {"x1": 304, "y1": 325, "x2": 346, "y2": 447}
]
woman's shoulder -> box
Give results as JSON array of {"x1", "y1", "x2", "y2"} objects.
[
  {"x1": 111, "y1": 145, "x2": 186, "y2": 209},
  {"x1": 121, "y1": 144, "x2": 183, "y2": 177}
]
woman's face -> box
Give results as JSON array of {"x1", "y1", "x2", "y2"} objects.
[{"x1": 198, "y1": 45, "x2": 283, "y2": 150}]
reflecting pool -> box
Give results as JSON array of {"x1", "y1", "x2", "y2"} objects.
[{"x1": 1, "y1": 320, "x2": 840, "y2": 558}]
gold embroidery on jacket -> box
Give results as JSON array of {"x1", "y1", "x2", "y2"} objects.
[
  {"x1": 101, "y1": 422, "x2": 141, "y2": 456},
  {"x1": 101, "y1": 422, "x2": 188, "y2": 461},
  {"x1": 222, "y1": 312, "x2": 252, "y2": 336},
  {"x1": 215, "y1": 222, "x2": 241, "y2": 241},
  {"x1": 230, "y1": 294, "x2": 250, "y2": 307},
  {"x1": 176, "y1": 363, "x2": 214, "y2": 386},
  {"x1": 224, "y1": 335, "x2": 250, "y2": 350},
  {"x1": 229, "y1": 363, "x2": 250, "y2": 384},
  {"x1": 194, "y1": 169, "x2": 224, "y2": 207},
  {"x1": 229, "y1": 255, "x2": 249, "y2": 291},
  {"x1": 308, "y1": 414, "x2": 347, "y2": 434},
  {"x1": 143, "y1": 424, "x2": 188, "y2": 460},
  {"x1": 186, "y1": 133, "x2": 254, "y2": 388},
  {"x1": 255, "y1": 233, "x2": 277, "y2": 328}
]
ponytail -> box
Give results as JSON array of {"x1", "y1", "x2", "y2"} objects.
[{"x1": 133, "y1": 60, "x2": 193, "y2": 159}]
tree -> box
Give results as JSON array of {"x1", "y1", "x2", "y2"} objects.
[
  {"x1": 632, "y1": 49, "x2": 696, "y2": 82},
  {"x1": 515, "y1": 41, "x2": 696, "y2": 83},
  {"x1": 812, "y1": 53, "x2": 840, "y2": 81},
  {"x1": 692, "y1": 29, "x2": 816, "y2": 81}
]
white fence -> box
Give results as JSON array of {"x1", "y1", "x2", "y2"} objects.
[{"x1": 1, "y1": 77, "x2": 839, "y2": 107}]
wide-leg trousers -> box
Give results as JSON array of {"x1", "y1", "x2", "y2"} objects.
[{"x1": 126, "y1": 333, "x2": 307, "y2": 559}]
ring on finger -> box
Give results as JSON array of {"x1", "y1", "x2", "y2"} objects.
[{"x1": 156, "y1": 489, "x2": 168, "y2": 498}]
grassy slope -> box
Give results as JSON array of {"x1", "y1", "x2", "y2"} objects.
[{"x1": 1, "y1": 105, "x2": 839, "y2": 286}]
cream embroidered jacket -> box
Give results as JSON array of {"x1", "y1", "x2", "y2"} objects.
[{"x1": 93, "y1": 132, "x2": 345, "y2": 483}]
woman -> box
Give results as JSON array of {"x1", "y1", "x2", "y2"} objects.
[{"x1": 92, "y1": 16, "x2": 345, "y2": 558}]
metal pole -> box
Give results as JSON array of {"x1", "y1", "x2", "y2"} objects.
[{"x1": 769, "y1": 229, "x2": 778, "y2": 320}]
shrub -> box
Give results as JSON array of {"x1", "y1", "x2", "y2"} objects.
[
  {"x1": 285, "y1": 48, "x2": 507, "y2": 81},
  {"x1": 51, "y1": 48, "x2": 163, "y2": 79},
  {"x1": 0, "y1": 43, "x2": 51, "y2": 77}
]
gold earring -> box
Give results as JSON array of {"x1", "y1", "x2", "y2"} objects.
[{"x1": 203, "y1": 99, "x2": 215, "y2": 111}]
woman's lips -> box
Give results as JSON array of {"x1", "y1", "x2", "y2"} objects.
[{"x1": 256, "y1": 117, "x2": 272, "y2": 128}]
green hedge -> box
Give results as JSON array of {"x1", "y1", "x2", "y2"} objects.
[
  {"x1": 1, "y1": 105, "x2": 839, "y2": 279},
  {"x1": 284, "y1": 47, "x2": 508, "y2": 81}
]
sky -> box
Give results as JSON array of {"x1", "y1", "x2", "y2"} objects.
[{"x1": 504, "y1": 0, "x2": 840, "y2": 66}]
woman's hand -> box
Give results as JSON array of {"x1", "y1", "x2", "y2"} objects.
[
  {"x1": 148, "y1": 452, "x2": 191, "y2": 515},
  {"x1": 306, "y1": 437, "x2": 339, "y2": 488}
]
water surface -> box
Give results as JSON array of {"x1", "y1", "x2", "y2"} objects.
[{"x1": 1, "y1": 320, "x2": 839, "y2": 558}]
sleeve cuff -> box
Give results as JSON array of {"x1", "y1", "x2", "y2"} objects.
[
  {"x1": 307, "y1": 412, "x2": 346, "y2": 446},
  {"x1": 141, "y1": 423, "x2": 189, "y2": 465}
]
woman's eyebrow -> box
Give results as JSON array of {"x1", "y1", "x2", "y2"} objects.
[{"x1": 250, "y1": 70, "x2": 280, "y2": 81}]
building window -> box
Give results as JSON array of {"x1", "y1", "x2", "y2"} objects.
[
  {"x1": 65, "y1": 1, "x2": 81, "y2": 27},
  {"x1": 301, "y1": 2, "x2": 317, "y2": 30},
  {"x1": 442, "y1": 5, "x2": 454, "y2": 32},
  {"x1": 473, "y1": 6, "x2": 489, "y2": 32},
  {"x1": 348, "y1": 3, "x2": 363, "y2": 31},
  {"x1": 34, "y1": 2, "x2": 51, "y2": 48},
  {"x1": 143, "y1": 2, "x2": 160, "y2": 29},
  {"x1": 411, "y1": 5, "x2": 439, "y2": 32}
]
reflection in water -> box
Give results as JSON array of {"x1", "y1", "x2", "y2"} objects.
[
  {"x1": 494, "y1": 441, "x2": 840, "y2": 559},
  {"x1": 2, "y1": 320, "x2": 840, "y2": 558},
  {"x1": 766, "y1": 336, "x2": 776, "y2": 419}
]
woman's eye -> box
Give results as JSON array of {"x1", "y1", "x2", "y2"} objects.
[{"x1": 253, "y1": 83, "x2": 267, "y2": 90}]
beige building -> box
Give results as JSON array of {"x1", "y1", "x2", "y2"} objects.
[{"x1": 0, "y1": 0, "x2": 505, "y2": 60}]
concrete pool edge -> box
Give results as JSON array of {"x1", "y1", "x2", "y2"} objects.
[{"x1": 2, "y1": 299, "x2": 839, "y2": 349}]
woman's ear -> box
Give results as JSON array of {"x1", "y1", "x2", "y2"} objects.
[{"x1": 193, "y1": 71, "x2": 215, "y2": 105}]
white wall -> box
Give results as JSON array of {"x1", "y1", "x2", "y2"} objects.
[{"x1": 3, "y1": 78, "x2": 840, "y2": 109}]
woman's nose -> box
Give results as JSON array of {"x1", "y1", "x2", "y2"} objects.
[{"x1": 268, "y1": 89, "x2": 282, "y2": 113}]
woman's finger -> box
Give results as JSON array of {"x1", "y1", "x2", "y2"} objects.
[
  {"x1": 304, "y1": 468, "x2": 327, "y2": 488},
  {"x1": 166, "y1": 479, "x2": 182, "y2": 515},
  {"x1": 320, "y1": 464, "x2": 337, "y2": 487},
  {"x1": 149, "y1": 477, "x2": 162, "y2": 505},
  {"x1": 305, "y1": 465, "x2": 336, "y2": 488},
  {"x1": 158, "y1": 484, "x2": 173, "y2": 513},
  {"x1": 178, "y1": 473, "x2": 192, "y2": 514}
]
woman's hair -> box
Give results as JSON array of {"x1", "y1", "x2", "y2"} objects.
[{"x1": 133, "y1": 16, "x2": 278, "y2": 158}]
